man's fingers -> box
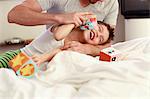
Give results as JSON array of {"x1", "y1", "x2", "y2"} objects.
[
  {"x1": 66, "y1": 47, "x2": 81, "y2": 53},
  {"x1": 79, "y1": 16, "x2": 86, "y2": 25},
  {"x1": 66, "y1": 47, "x2": 76, "y2": 51},
  {"x1": 61, "y1": 44, "x2": 70, "y2": 50},
  {"x1": 58, "y1": 11, "x2": 93, "y2": 25},
  {"x1": 74, "y1": 21, "x2": 80, "y2": 28},
  {"x1": 62, "y1": 41, "x2": 79, "y2": 50},
  {"x1": 74, "y1": 16, "x2": 83, "y2": 27},
  {"x1": 62, "y1": 44, "x2": 72, "y2": 50},
  {"x1": 77, "y1": 18, "x2": 83, "y2": 26},
  {"x1": 75, "y1": 12, "x2": 93, "y2": 27}
]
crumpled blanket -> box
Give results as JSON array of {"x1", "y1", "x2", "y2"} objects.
[{"x1": 0, "y1": 37, "x2": 150, "y2": 99}]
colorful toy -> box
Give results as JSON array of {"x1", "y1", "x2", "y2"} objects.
[
  {"x1": 9, "y1": 52, "x2": 38, "y2": 79},
  {"x1": 99, "y1": 47, "x2": 122, "y2": 62},
  {"x1": 80, "y1": 14, "x2": 98, "y2": 30}
]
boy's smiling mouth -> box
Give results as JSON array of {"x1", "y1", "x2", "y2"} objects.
[{"x1": 90, "y1": 31, "x2": 95, "y2": 40}]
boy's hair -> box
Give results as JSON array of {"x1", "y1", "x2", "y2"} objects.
[{"x1": 97, "y1": 21, "x2": 115, "y2": 45}]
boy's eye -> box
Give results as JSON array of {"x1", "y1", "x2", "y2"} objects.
[
  {"x1": 99, "y1": 36, "x2": 104, "y2": 44},
  {"x1": 98, "y1": 25, "x2": 103, "y2": 33},
  {"x1": 99, "y1": 26, "x2": 102, "y2": 32}
]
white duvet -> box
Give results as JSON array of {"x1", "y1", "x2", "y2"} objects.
[{"x1": 0, "y1": 37, "x2": 150, "y2": 99}]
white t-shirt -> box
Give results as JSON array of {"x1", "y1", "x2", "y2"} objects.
[
  {"x1": 22, "y1": 29, "x2": 64, "y2": 56},
  {"x1": 38, "y1": 0, "x2": 119, "y2": 25},
  {"x1": 22, "y1": 0, "x2": 119, "y2": 55}
]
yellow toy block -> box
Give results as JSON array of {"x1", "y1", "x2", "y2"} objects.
[{"x1": 9, "y1": 52, "x2": 38, "y2": 78}]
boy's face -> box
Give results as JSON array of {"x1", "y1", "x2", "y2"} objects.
[{"x1": 83, "y1": 23, "x2": 109, "y2": 45}]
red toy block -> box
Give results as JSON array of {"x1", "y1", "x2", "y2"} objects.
[{"x1": 99, "y1": 47, "x2": 122, "y2": 62}]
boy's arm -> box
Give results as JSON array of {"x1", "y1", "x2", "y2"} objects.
[
  {"x1": 32, "y1": 48, "x2": 61, "y2": 65},
  {"x1": 42, "y1": 48, "x2": 61, "y2": 61},
  {"x1": 51, "y1": 24, "x2": 75, "y2": 41}
]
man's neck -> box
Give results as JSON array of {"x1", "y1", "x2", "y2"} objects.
[{"x1": 79, "y1": 0, "x2": 90, "y2": 7}]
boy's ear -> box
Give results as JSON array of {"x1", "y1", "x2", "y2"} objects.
[{"x1": 112, "y1": 28, "x2": 115, "y2": 33}]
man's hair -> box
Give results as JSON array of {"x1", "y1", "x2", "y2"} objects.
[{"x1": 97, "y1": 21, "x2": 115, "y2": 45}]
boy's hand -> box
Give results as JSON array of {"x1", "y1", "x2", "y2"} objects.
[{"x1": 31, "y1": 54, "x2": 49, "y2": 66}]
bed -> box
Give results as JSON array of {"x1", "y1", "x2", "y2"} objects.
[{"x1": 0, "y1": 37, "x2": 150, "y2": 99}]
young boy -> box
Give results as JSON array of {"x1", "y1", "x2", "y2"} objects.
[
  {"x1": 0, "y1": 21, "x2": 114, "y2": 69},
  {"x1": 32, "y1": 21, "x2": 114, "y2": 66}
]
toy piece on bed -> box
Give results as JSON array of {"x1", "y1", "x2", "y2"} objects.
[
  {"x1": 9, "y1": 52, "x2": 38, "y2": 79},
  {"x1": 99, "y1": 47, "x2": 122, "y2": 62},
  {"x1": 80, "y1": 14, "x2": 98, "y2": 30}
]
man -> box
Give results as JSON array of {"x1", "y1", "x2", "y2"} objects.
[{"x1": 8, "y1": 0, "x2": 119, "y2": 56}]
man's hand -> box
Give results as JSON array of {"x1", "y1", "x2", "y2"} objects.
[
  {"x1": 61, "y1": 41, "x2": 88, "y2": 54},
  {"x1": 61, "y1": 41, "x2": 100, "y2": 56},
  {"x1": 56, "y1": 12, "x2": 91, "y2": 27},
  {"x1": 62, "y1": 41, "x2": 111, "y2": 56}
]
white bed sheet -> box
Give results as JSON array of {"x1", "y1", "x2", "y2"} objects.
[{"x1": 0, "y1": 37, "x2": 150, "y2": 99}]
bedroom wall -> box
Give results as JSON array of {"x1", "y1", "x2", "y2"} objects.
[
  {"x1": 0, "y1": 0, "x2": 45, "y2": 43},
  {"x1": 125, "y1": 19, "x2": 150, "y2": 40},
  {"x1": 114, "y1": 10, "x2": 125, "y2": 43},
  {"x1": 0, "y1": 10, "x2": 2, "y2": 41}
]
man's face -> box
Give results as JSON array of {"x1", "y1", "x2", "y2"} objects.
[{"x1": 89, "y1": 0, "x2": 104, "y2": 4}]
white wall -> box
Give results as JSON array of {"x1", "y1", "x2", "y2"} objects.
[
  {"x1": 113, "y1": 12, "x2": 150, "y2": 42},
  {"x1": 114, "y1": 11, "x2": 125, "y2": 43},
  {"x1": 125, "y1": 19, "x2": 150, "y2": 40},
  {"x1": 0, "y1": 0, "x2": 45, "y2": 43}
]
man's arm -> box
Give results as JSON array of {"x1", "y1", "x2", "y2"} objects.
[
  {"x1": 79, "y1": 42, "x2": 111, "y2": 56},
  {"x1": 62, "y1": 41, "x2": 111, "y2": 56},
  {"x1": 8, "y1": 0, "x2": 49, "y2": 26},
  {"x1": 8, "y1": 0, "x2": 89, "y2": 26}
]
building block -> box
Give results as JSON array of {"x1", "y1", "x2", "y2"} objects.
[
  {"x1": 80, "y1": 14, "x2": 98, "y2": 30},
  {"x1": 9, "y1": 52, "x2": 38, "y2": 79},
  {"x1": 99, "y1": 47, "x2": 122, "y2": 62}
]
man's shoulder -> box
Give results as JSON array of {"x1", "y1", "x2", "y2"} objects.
[
  {"x1": 104, "y1": 0, "x2": 118, "y2": 5},
  {"x1": 37, "y1": 0, "x2": 70, "y2": 10}
]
